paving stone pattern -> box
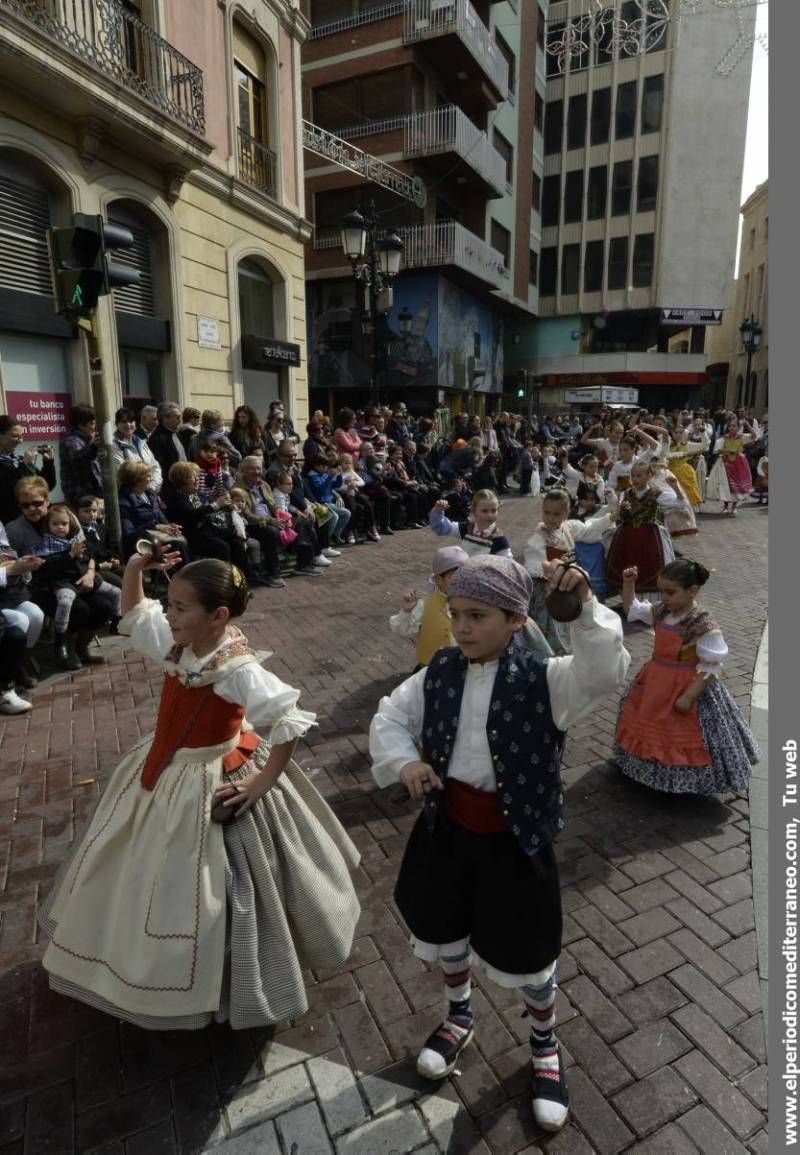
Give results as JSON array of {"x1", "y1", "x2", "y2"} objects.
[{"x1": 0, "y1": 496, "x2": 769, "y2": 1153}]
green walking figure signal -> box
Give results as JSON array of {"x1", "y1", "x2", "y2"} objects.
[{"x1": 47, "y1": 213, "x2": 140, "y2": 319}]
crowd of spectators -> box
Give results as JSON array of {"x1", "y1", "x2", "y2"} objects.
[{"x1": 0, "y1": 397, "x2": 766, "y2": 714}]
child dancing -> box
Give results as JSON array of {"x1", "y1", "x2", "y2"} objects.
[
  {"x1": 39, "y1": 554, "x2": 360, "y2": 1029},
  {"x1": 370, "y1": 555, "x2": 630, "y2": 1132},
  {"x1": 430, "y1": 489, "x2": 512, "y2": 557},
  {"x1": 524, "y1": 488, "x2": 616, "y2": 654},
  {"x1": 605, "y1": 461, "x2": 689, "y2": 599},
  {"x1": 615, "y1": 559, "x2": 759, "y2": 793},
  {"x1": 389, "y1": 545, "x2": 469, "y2": 668}
]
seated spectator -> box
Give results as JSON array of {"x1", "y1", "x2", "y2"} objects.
[
  {"x1": 338, "y1": 453, "x2": 380, "y2": 542},
  {"x1": 387, "y1": 408, "x2": 410, "y2": 445},
  {"x1": 304, "y1": 453, "x2": 353, "y2": 545},
  {"x1": 303, "y1": 420, "x2": 330, "y2": 466},
  {"x1": 414, "y1": 417, "x2": 436, "y2": 451},
  {"x1": 233, "y1": 457, "x2": 296, "y2": 587},
  {"x1": 117, "y1": 461, "x2": 175, "y2": 558},
  {"x1": 32, "y1": 503, "x2": 121, "y2": 669},
  {"x1": 358, "y1": 451, "x2": 395, "y2": 535},
  {"x1": 268, "y1": 400, "x2": 297, "y2": 441},
  {"x1": 59, "y1": 403, "x2": 103, "y2": 508},
  {"x1": 147, "y1": 402, "x2": 188, "y2": 498},
  {"x1": 187, "y1": 410, "x2": 242, "y2": 468},
  {"x1": 269, "y1": 470, "x2": 331, "y2": 575},
  {"x1": 264, "y1": 409, "x2": 290, "y2": 461},
  {"x1": 0, "y1": 415, "x2": 57, "y2": 526},
  {"x1": 0, "y1": 518, "x2": 45, "y2": 692},
  {"x1": 266, "y1": 441, "x2": 339, "y2": 557},
  {"x1": 136, "y1": 405, "x2": 159, "y2": 443},
  {"x1": 229, "y1": 405, "x2": 266, "y2": 459},
  {"x1": 0, "y1": 610, "x2": 30, "y2": 714},
  {"x1": 6, "y1": 476, "x2": 115, "y2": 653},
  {"x1": 438, "y1": 439, "x2": 482, "y2": 481},
  {"x1": 228, "y1": 487, "x2": 268, "y2": 579},
  {"x1": 472, "y1": 449, "x2": 501, "y2": 493},
  {"x1": 385, "y1": 445, "x2": 425, "y2": 529},
  {"x1": 402, "y1": 439, "x2": 439, "y2": 514},
  {"x1": 177, "y1": 407, "x2": 201, "y2": 450},
  {"x1": 195, "y1": 437, "x2": 234, "y2": 504},
  {"x1": 165, "y1": 462, "x2": 251, "y2": 573},
  {"x1": 334, "y1": 408, "x2": 362, "y2": 461},
  {"x1": 110, "y1": 407, "x2": 163, "y2": 493},
  {"x1": 75, "y1": 495, "x2": 124, "y2": 587}
]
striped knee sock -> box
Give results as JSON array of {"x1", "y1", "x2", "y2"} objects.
[
  {"x1": 440, "y1": 946, "x2": 473, "y2": 1030},
  {"x1": 521, "y1": 970, "x2": 558, "y2": 1073}
]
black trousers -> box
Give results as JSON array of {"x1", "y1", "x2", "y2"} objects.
[
  {"x1": 34, "y1": 588, "x2": 117, "y2": 633},
  {"x1": 0, "y1": 622, "x2": 26, "y2": 690},
  {"x1": 364, "y1": 485, "x2": 392, "y2": 531},
  {"x1": 245, "y1": 524, "x2": 282, "y2": 576},
  {"x1": 519, "y1": 466, "x2": 534, "y2": 495},
  {"x1": 394, "y1": 811, "x2": 562, "y2": 976}
]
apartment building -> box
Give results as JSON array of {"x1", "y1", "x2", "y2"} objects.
[
  {"x1": 0, "y1": 0, "x2": 310, "y2": 483},
  {"x1": 301, "y1": 0, "x2": 545, "y2": 414},
  {"x1": 507, "y1": 0, "x2": 756, "y2": 413},
  {"x1": 707, "y1": 180, "x2": 767, "y2": 414}
]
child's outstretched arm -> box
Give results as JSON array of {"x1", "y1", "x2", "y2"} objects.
[
  {"x1": 429, "y1": 499, "x2": 458, "y2": 538},
  {"x1": 389, "y1": 592, "x2": 424, "y2": 638},
  {"x1": 121, "y1": 551, "x2": 181, "y2": 616}
]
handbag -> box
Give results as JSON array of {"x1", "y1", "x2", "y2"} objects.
[{"x1": 274, "y1": 510, "x2": 298, "y2": 548}]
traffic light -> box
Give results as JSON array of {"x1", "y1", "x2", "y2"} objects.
[
  {"x1": 47, "y1": 213, "x2": 140, "y2": 318},
  {"x1": 516, "y1": 369, "x2": 527, "y2": 399}
]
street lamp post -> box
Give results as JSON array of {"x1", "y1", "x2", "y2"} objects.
[
  {"x1": 739, "y1": 315, "x2": 763, "y2": 409},
  {"x1": 340, "y1": 202, "x2": 403, "y2": 407}
]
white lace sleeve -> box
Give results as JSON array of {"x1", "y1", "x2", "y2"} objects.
[
  {"x1": 389, "y1": 600, "x2": 425, "y2": 638},
  {"x1": 626, "y1": 597, "x2": 655, "y2": 625},
  {"x1": 214, "y1": 663, "x2": 316, "y2": 744},
  {"x1": 696, "y1": 629, "x2": 728, "y2": 677},
  {"x1": 117, "y1": 597, "x2": 174, "y2": 661}
]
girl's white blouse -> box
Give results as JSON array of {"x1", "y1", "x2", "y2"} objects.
[
  {"x1": 370, "y1": 598, "x2": 630, "y2": 789},
  {"x1": 119, "y1": 598, "x2": 316, "y2": 744},
  {"x1": 523, "y1": 513, "x2": 615, "y2": 577},
  {"x1": 626, "y1": 596, "x2": 728, "y2": 676}
]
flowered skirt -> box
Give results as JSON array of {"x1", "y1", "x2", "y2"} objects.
[
  {"x1": 615, "y1": 675, "x2": 759, "y2": 794},
  {"x1": 39, "y1": 738, "x2": 361, "y2": 1030}
]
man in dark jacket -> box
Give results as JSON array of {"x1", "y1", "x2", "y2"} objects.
[
  {"x1": 59, "y1": 404, "x2": 103, "y2": 508},
  {"x1": 147, "y1": 402, "x2": 187, "y2": 499},
  {"x1": 267, "y1": 442, "x2": 337, "y2": 559}
]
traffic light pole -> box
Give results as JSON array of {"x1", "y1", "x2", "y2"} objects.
[{"x1": 80, "y1": 321, "x2": 122, "y2": 554}]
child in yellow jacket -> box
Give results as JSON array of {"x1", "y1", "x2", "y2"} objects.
[{"x1": 390, "y1": 546, "x2": 469, "y2": 668}]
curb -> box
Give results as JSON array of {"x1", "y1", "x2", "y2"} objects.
[{"x1": 749, "y1": 622, "x2": 768, "y2": 1038}]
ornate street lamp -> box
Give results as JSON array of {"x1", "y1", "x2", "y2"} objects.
[
  {"x1": 739, "y1": 315, "x2": 763, "y2": 408},
  {"x1": 340, "y1": 200, "x2": 404, "y2": 405}
]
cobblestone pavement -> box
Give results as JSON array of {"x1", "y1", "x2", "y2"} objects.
[{"x1": 0, "y1": 493, "x2": 769, "y2": 1154}]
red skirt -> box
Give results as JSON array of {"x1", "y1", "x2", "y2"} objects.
[
  {"x1": 723, "y1": 454, "x2": 753, "y2": 496},
  {"x1": 606, "y1": 524, "x2": 668, "y2": 592}
]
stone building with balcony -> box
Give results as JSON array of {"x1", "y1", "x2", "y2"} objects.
[
  {"x1": 301, "y1": 0, "x2": 545, "y2": 415},
  {"x1": 506, "y1": 0, "x2": 757, "y2": 415},
  {"x1": 0, "y1": 0, "x2": 311, "y2": 474}
]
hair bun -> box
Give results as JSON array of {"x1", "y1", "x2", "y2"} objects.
[{"x1": 691, "y1": 560, "x2": 711, "y2": 586}]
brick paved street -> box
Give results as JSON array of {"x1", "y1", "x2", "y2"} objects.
[{"x1": 0, "y1": 494, "x2": 769, "y2": 1154}]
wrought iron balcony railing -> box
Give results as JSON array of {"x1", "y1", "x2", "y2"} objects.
[
  {"x1": 238, "y1": 127, "x2": 277, "y2": 198},
  {"x1": 0, "y1": 0, "x2": 205, "y2": 134}
]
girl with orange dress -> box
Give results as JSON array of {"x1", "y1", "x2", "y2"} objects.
[{"x1": 614, "y1": 559, "x2": 758, "y2": 794}]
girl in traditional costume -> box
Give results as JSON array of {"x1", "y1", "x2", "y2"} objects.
[
  {"x1": 524, "y1": 488, "x2": 616, "y2": 654},
  {"x1": 615, "y1": 559, "x2": 759, "y2": 794},
  {"x1": 706, "y1": 416, "x2": 759, "y2": 515},
  {"x1": 429, "y1": 489, "x2": 512, "y2": 558},
  {"x1": 39, "y1": 553, "x2": 360, "y2": 1030},
  {"x1": 605, "y1": 461, "x2": 690, "y2": 599},
  {"x1": 665, "y1": 426, "x2": 708, "y2": 511}
]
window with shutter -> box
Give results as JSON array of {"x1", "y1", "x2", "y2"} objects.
[
  {"x1": 109, "y1": 218, "x2": 156, "y2": 316},
  {"x1": 0, "y1": 173, "x2": 53, "y2": 297}
]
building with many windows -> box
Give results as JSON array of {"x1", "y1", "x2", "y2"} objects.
[
  {"x1": 507, "y1": 0, "x2": 757, "y2": 413},
  {"x1": 301, "y1": 0, "x2": 546, "y2": 414},
  {"x1": 0, "y1": 0, "x2": 310, "y2": 488}
]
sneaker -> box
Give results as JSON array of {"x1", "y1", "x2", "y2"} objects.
[
  {"x1": 345, "y1": 534, "x2": 357, "y2": 545},
  {"x1": 264, "y1": 576, "x2": 287, "y2": 589},
  {"x1": 366, "y1": 529, "x2": 380, "y2": 542},
  {"x1": 0, "y1": 688, "x2": 32, "y2": 715},
  {"x1": 313, "y1": 554, "x2": 332, "y2": 567},
  {"x1": 531, "y1": 1042, "x2": 569, "y2": 1133},
  {"x1": 381, "y1": 526, "x2": 395, "y2": 536},
  {"x1": 323, "y1": 547, "x2": 342, "y2": 557},
  {"x1": 416, "y1": 1019, "x2": 474, "y2": 1080},
  {"x1": 295, "y1": 566, "x2": 324, "y2": 577}
]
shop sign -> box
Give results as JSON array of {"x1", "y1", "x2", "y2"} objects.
[
  {"x1": 242, "y1": 334, "x2": 301, "y2": 370},
  {"x1": 563, "y1": 386, "x2": 639, "y2": 404},
  {"x1": 661, "y1": 307, "x2": 722, "y2": 325},
  {"x1": 5, "y1": 390, "x2": 72, "y2": 440}
]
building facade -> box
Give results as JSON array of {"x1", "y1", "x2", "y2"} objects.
[
  {"x1": 506, "y1": 0, "x2": 756, "y2": 414},
  {"x1": 0, "y1": 0, "x2": 311, "y2": 483},
  {"x1": 710, "y1": 180, "x2": 767, "y2": 415},
  {"x1": 301, "y1": 0, "x2": 545, "y2": 415}
]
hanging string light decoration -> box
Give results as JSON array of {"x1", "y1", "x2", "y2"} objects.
[{"x1": 543, "y1": 0, "x2": 767, "y2": 76}]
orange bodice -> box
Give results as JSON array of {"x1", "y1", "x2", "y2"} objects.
[{"x1": 140, "y1": 674, "x2": 258, "y2": 790}]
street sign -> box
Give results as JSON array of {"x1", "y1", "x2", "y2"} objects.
[
  {"x1": 660, "y1": 307, "x2": 723, "y2": 325},
  {"x1": 563, "y1": 386, "x2": 639, "y2": 404}
]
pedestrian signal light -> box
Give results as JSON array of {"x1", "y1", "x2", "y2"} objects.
[{"x1": 47, "y1": 213, "x2": 140, "y2": 318}]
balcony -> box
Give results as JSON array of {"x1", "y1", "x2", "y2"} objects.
[
  {"x1": 238, "y1": 128, "x2": 277, "y2": 199},
  {"x1": 403, "y1": 0, "x2": 508, "y2": 109},
  {"x1": 404, "y1": 107, "x2": 505, "y2": 197},
  {"x1": 0, "y1": 0, "x2": 207, "y2": 162},
  {"x1": 313, "y1": 219, "x2": 506, "y2": 290}
]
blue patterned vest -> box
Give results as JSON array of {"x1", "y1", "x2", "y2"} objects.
[{"x1": 421, "y1": 640, "x2": 565, "y2": 857}]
